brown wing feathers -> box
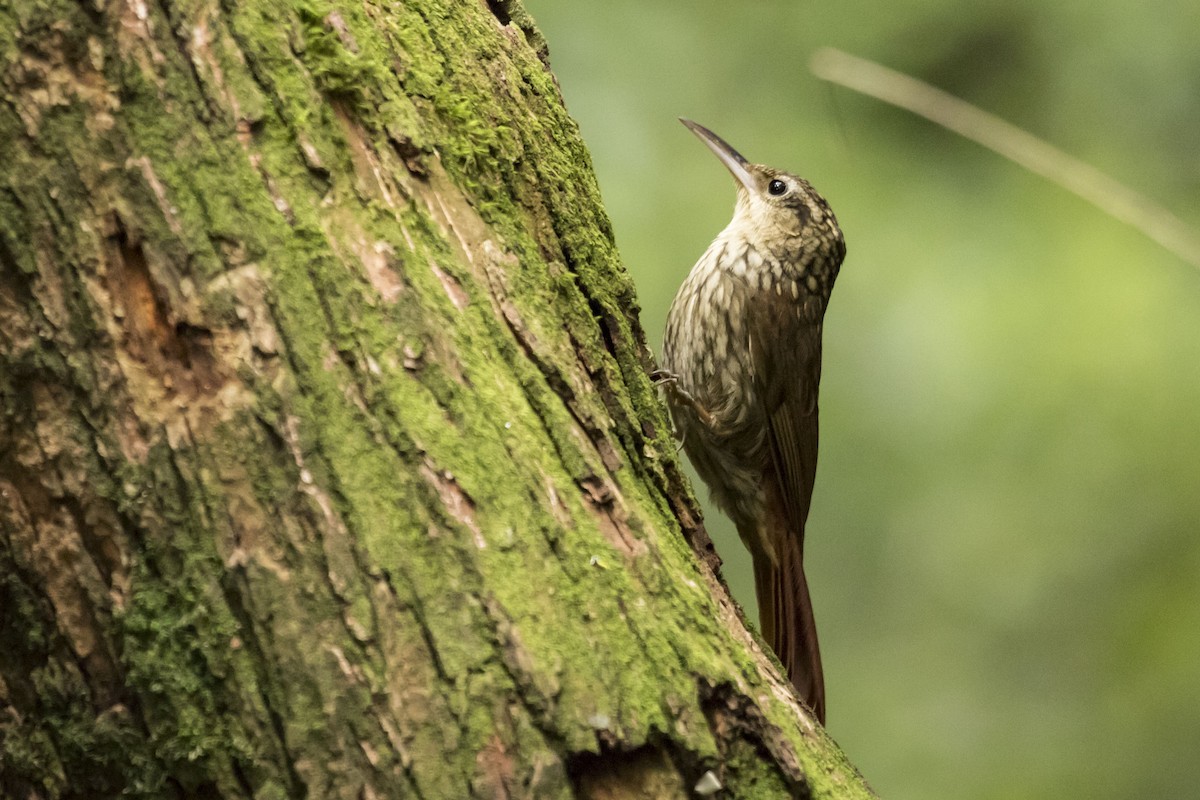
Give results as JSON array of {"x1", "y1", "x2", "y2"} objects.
[{"x1": 749, "y1": 292, "x2": 827, "y2": 722}]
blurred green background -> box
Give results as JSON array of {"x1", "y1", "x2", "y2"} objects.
[{"x1": 523, "y1": 1, "x2": 1200, "y2": 798}]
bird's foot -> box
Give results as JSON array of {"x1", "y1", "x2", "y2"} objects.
[
  {"x1": 650, "y1": 369, "x2": 719, "y2": 431},
  {"x1": 649, "y1": 368, "x2": 679, "y2": 387}
]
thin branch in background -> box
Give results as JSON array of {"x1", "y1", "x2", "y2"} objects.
[{"x1": 809, "y1": 46, "x2": 1200, "y2": 272}]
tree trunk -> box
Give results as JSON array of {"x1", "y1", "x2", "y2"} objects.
[{"x1": 0, "y1": 0, "x2": 874, "y2": 797}]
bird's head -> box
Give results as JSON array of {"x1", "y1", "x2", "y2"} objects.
[{"x1": 681, "y1": 118, "x2": 844, "y2": 268}]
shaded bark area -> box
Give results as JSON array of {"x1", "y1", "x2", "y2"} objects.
[{"x1": 0, "y1": 0, "x2": 874, "y2": 798}]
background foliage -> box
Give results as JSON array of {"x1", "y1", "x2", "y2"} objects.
[{"x1": 524, "y1": 2, "x2": 1200, "y2": 798}]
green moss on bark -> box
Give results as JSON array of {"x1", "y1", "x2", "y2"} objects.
[{"x1": 0, "y1": 0, "x2": 875, "y2": 797}]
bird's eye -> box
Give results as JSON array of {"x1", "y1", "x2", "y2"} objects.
[{"x1": 767, "y1": 179, "x2": 788, "y2": 196}]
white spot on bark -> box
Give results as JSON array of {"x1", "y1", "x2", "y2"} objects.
[{"x1": 694, "y1": 771, "x2": 722, "y2": 795}]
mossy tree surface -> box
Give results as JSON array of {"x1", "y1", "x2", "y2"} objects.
[{"x1": 0, "y1": 0, "x2": 874, "y2": 797}]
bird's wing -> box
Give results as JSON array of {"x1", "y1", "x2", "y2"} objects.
[
  {"x1": 747, "y1": 286, "x2": 827, "y2": 721},
  {"x1": 748, "y1": 289, "x2": 824, "y2": 547}
]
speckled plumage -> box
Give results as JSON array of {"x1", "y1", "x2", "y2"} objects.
[{"x1": 661, "y1": 121, "x2": 845, "y2": 723}]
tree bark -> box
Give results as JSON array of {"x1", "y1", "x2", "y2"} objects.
[{"x1": 0, "y1": 0, "x2": 875, "y2": 797}]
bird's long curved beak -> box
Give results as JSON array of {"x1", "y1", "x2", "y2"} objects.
[{"x1": 680, "y1": 118, "x2": 757, "y2": 194}]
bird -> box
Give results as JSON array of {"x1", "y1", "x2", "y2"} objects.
[{"x1": 658, "y1": 119, "x2": 845, "y2": 723}]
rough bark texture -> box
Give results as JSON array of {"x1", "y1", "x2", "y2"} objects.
[{"x1": 0, "y1": 0, "x2": 875, "y2": 797}]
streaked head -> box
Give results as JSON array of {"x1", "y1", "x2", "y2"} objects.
[{"x1": 680, "y1": 118, "x2": 844, "y2": 261}]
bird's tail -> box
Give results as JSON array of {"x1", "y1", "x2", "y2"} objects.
[{"x1": 753, "y1": 537, "x2": 825, "y2": 723}]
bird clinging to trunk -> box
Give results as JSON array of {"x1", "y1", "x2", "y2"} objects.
[{"x1": 659, "y1": 119, "x2": 845, "y2": 723}]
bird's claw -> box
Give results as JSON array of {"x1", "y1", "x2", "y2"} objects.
[
  {"x1": 650, "y1": 368, "x2": 719, "y2": 432},
  {"x1": 650, "y1": 368, "x2": 678, "y2": 386}
]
